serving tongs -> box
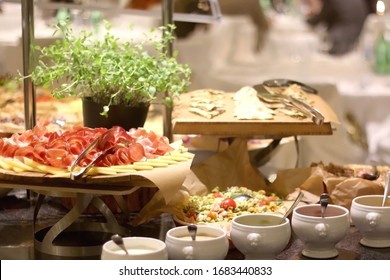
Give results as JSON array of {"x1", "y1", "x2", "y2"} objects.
[
  {"x1": 263, "y1": 79, "x2": 318, "y2": 94},
  {"x1": 259, "y1": 79, "x2": 325, "y2": 126},
  {"x1": 69, "y1": 130, "x2": 128, "y2": 180}
]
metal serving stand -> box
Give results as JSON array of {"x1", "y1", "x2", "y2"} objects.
[
  {"x1": 15, "y1": 0, "x2": 219, "y2": 258},
  {"x1": 32, "y1": 190, "x2": 134, "y2": 257},
  {"x1": 0, "y1": 175, "x2": 143, "y2": 257}
]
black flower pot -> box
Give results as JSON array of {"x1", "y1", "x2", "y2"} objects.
[{"x1": 82, "y1": 98, "x2": 150, "y2": 130}]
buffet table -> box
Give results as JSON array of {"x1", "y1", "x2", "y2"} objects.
[{"x1": 0, "y1": 190, "x2": 389, "y2": 260}]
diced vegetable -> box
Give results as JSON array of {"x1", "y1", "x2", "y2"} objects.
[{"x1": 182, "y1": 186, "x2": 285, "y2": 223}]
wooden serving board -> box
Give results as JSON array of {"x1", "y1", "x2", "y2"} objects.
[{"x1": 172, "y1": 88, "x2": 339, "y2": 138}]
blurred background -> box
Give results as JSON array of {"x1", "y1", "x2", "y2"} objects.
[{"x1": 1, "y1": 0, "x2": 390, "y2": 170}]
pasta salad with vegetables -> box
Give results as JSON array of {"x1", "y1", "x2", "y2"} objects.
[{"x1": 182, "y1": 186, "x2": 287, "y2": 223}]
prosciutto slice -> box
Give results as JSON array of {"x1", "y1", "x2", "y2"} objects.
[{"x1": 0, "y1": 124, "x2": 174, "y2": 169}]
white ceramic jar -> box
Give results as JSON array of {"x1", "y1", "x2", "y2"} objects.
[
  {"x1": 101, "y1": 237, "x2": 168, "y2": 260},
  {"x1": 165, "y1": 225, "x2": 229, "y2": 260},
  {"x1": 291, "y1": 204, "x2": 350, "y2": 259},
  {"x1": 351, "y1": 195, "x2": 390, "y2": 248},
  {"x1": 230, "y1": 213, "x2": 291, "y2": 260}
]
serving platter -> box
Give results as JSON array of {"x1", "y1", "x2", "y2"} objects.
[
  {"x1": 172, "y1": 88, "x2": 339, "y2": 137},
  {"x1": 0, "y1": 122, "x2": 195, "y2": 196},
  {"x1": 0, "y1": 157, "x2": 193, "y2": 197}
]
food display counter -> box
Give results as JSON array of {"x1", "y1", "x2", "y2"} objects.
[
  {"x1": 0, "y1": 80, "x2": 369, "y2": 260},
  {"x1": 1, "y1": 1, "x2": 388, "y2": 262}
]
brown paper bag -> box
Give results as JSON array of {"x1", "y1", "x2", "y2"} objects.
[
  {"x1": 270, "y1": 164, "x2": 385, "y2": 210},
  {"x1": 131, "y1": 138, "x2": 270, "y2": 225},
  {"x1": 331, "y1": 178, "x2": 383, "y2": 209},
  {"x1": 190, "y1": 138, "x2": 268, "y2": 191}
]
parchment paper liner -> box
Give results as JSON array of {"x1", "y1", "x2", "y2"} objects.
[
  {"x1": 269, "y1": 163, "x2": 386, "y2": 209},
  {"x1": 133, "y1": 139, "x2": 386, "y2": 225},
  {"x1": 132, "y1": 138, "x2": 270, "y2": 225}
]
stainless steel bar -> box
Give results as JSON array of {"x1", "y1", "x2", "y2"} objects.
[
  {"x1": 208, "y1": 0, "x2": 222, "y2": 22},
  {"x1": 162, "y1": 0, "x2": 173, "y2": 141},
  {"x1": 162, "y1": 0, "x2": 173, "y2": 57},
  {"x1": 21, "y1": 0, "x2": 36, "y2": 201},
  {"x1": 33, "y1": 0, "x2": 221, "y2": 23},
  {"x1": 21, "y1": 0, "x2": 36, "y2": 131}
]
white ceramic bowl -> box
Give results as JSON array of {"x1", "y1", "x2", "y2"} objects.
[
  {"x1": 230, "y1": 213, "x2": 291, "y2": 260},
  {"x1": 291, "y1": 204, "x2": 350, "y2": 259},
  {"x1": 165, "y1": 225, "x2": 229, "y2": 260},
  {"x1": 101, "y1": 237, "x2": 168, "y2": 260},
  {"x1": 351, "y1": 195, "x2": 390, "y2": 248}
]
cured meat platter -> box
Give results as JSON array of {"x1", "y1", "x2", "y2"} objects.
[{"x1": 0, "y1": 124, "x2": 194, "y2": 195}]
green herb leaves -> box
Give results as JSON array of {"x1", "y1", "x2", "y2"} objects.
[{"x1": 29, "y1": 20, "x2": 191, "y2": 116}]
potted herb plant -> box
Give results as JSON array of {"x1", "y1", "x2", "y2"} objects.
[{"x1": 27, "y1": 19, "x2": 191, "y2": 130}]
